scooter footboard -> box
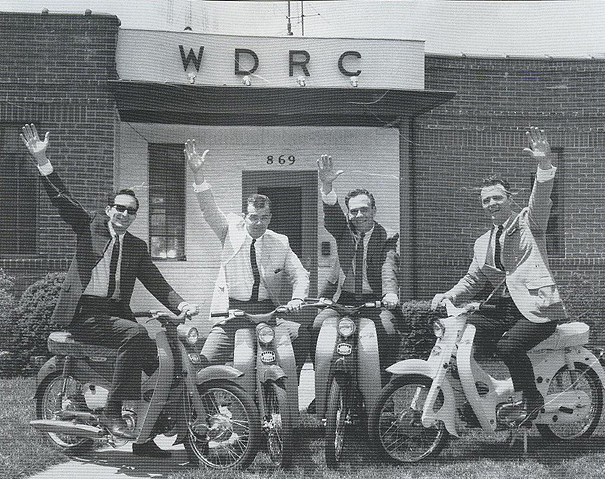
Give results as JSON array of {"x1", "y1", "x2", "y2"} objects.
[
  {"x1": 387, "y1": 359, "x2": 458, "y2": 437},
  {"x1": 534, "y1": 390, "x2": 591, "y2": 425}
]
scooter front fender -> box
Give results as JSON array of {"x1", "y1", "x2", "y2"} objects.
[
  {"x1": 34, "y1": 357, "x2": 59, "y2": 398},
  {"x1": 197, "y1": 364, "x2": 244, "y2": 384},
  {"x1": 259, "y1": 364, "x2": 287, "y2": 383},
  {"x1": 387, "y1": 359, "x2": 458, "y2": 437}
]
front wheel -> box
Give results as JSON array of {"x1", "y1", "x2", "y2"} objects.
[
  {"x1": 537, "y1": 363, "x2": 603, "y2": 441},
  {"x1": 185, "y1": 380, "x2": 261, "y2": 470},
  {"x1": 368, "y1": 374, "x2": 448, "y2": 464},
  {"x1": 324, "y1": 379, "x2": 352, "y2": 469},
  {"x1": 36, "y1": 373, "x2": 94, "y2": 453},
  {"x1": 263, "y1": 381, "x2": 295, "y2": 468}
]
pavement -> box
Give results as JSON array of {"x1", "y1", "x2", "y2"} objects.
[{"x1": 30, "y1": 363, "x2": 315, "y2": 479}]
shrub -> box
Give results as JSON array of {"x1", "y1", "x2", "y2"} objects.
[
  {"x1": 0, "y1": 268, "x2": 17, "y2": 351},
  {"x1": 397, "y1": 300, "x2": 445, "y2": 360},
  {"x1": 7, "y1": 272, "x2": 66, "y2": 376}
]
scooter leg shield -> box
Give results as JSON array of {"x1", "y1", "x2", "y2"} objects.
[
  {"x1": 233, "y1": 329, "x2": 256, "y2": 396},
  {"x1": 358, "y1": 318, "x2": 382, "y2": 413},
  {"x1": 315, "y1": 314, "x2": 338, "y2": 417},
  {"x1": 273, "y1": 323, "x2": 299, "y2": 422}
]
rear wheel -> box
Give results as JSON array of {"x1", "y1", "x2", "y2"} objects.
[
  {"x1": 185, "y1": 380, "x2": 261, "y2": 470},
  {"x1": 324, "y1": 379, "x2": 351, "y2": 469},
  {"x1": 368, "y1": 375, "x2": 448, "y2": 464},
  {"x1": 263, "y1": 381, "x2": 294, "y2": 468},
  {"x1": 536, "y1": 363, "x2": 603, "y2": 441},
  {"x1": 36, "y1": 373, "x2": 94, "y2": 452}
]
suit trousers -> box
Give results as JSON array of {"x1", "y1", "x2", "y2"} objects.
[
  {"x1": 468, "y1": 297, "x2": 557, "y2": 400},
  {"x1": 69, "y1": 296, "x2": 158, "y2": 403}
]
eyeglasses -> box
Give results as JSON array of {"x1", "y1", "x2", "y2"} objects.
[{"x1": 113, "y1": 204, "x2": 138, "y2": 215}]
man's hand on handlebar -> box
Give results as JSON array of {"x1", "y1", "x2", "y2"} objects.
[
  {"x1": 179, "y1": 302, "x2": 199, "y2": 318},
  {"x1": 285, "y1": 298, "x2": 303, "y2": 312},
  {"x1": 382, "y1": 293, "x2": 399, "y2": 310},
  {"x1": 430, "y1": 293, "x2": 453, "y2": 311}
]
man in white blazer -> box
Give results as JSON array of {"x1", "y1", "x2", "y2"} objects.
[
  {"x1": 431, "y1": 127, "x2": 566, "y2": 423},
  {"x1": 185, "y1": 140, "x2": 310, "y2": 373}
]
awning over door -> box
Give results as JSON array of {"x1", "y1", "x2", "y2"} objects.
[{"x1": 108, "y1": 80, "x2": 455, "y2": 126}]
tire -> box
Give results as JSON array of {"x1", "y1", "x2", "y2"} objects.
[
  {"x1": 185, "y1": 380, "x2": 261, "y2": 470},
  {"x1": 536, "y1": 363, "x2": 603, "y2": 441},
  {"x1": 36, "y1": 373, "x2": 94, "y2": 453},
  {"x1": 368, "y1": 375, "x2": 448, "y2": 464},
  {"x1": 263, "y1": 381, "x2": 295, "y2": 468},
  {"x1": 325, "y1": 379, "x2": 352, "y2": 469}
]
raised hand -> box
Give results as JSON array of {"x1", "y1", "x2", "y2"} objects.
[
  {"x1": 523, "y1": 127, "x2": 552, "y2": 169},
  {"x1": 317, "y1": 154, "x2": 344, "y2": 193},
  {"x1": 20, "y1": 123, "x2": 50, "y2": 165},
  {"x1": 184, "y1": 139, "x2": 209, "y2": 179}
]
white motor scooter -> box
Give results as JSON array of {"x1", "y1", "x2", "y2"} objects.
[{"x1": 369, "y1": 299, "x2": 605, "y2": 463}]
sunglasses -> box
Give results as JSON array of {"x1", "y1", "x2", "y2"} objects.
[{"x1": 113, "y1": 204, "x2": 138, "y2": 215}]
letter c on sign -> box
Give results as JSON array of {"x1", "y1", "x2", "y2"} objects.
[
  {"x1": 338, "y1": 51, "x2": 361, "y2": 77},
  {"x1": 235, "y1": 48, "x2": 259, "y2": 75}
]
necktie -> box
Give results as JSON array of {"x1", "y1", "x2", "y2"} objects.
[
  {"x1": 354, "y1": 232, "x2": 365, "y2": 294},
  {"x1": 107, "y1": 236, "x2": 120, "y2": 298},
  {"x1": 250, "y1": 238, "x2": 260, "y2": 302},
  {"x1": 494, "y1": 225, "x2": 505, "y2": 271}
]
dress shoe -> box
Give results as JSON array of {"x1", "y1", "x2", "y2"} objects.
[
  {"x1": 132, "y1": 439, "x2": 172, "y2": 458},
  {"x1": 100, "y1": 414, "x2": 137, "y2": 440}
]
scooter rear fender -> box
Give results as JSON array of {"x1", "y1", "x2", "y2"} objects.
[
  {"x1": 34, "y1": 357, "x2": 59, "y2": 397},
  {"x1": 387, "y1": 359, "x2": 459, "y2": 437},
  {"x1": 196, "y1": 364, "x2": 244, "y2": 384}
]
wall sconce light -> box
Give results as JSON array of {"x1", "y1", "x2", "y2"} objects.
[
  {"x1": 242, "y1": 75, "x2": 251, "y2": 86},
  {"x1": 187, "y1": 72, "x2": 196, "y2": 85},
  {"x1": 297, "y1": 75, "x2": 306, "y2": 87},
  {"x1": 350, "y1": 76, "x2": 359, "y2": 87}
]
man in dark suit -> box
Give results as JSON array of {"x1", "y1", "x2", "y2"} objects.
[
  {"x1": 20, "y1": 124, "x2": 198, "y2": 457},
  {"x1": 312, "y1": 154, "x2": 400, "y2": 383}
]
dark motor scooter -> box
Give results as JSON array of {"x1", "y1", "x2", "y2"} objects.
[{"x1": 30, "y1": 310, "x2": 262, "y2": 470}]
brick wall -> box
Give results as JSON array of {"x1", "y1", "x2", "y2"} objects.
[
  {"x1": 0, "y1": 12, "x2": 119, "y2": 291},
  {"x1": 413, "y1": 55, "x2": 605, "y2": 322}
]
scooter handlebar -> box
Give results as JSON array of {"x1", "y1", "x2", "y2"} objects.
[{"x1": 134, "y1": 310, "x2": 190, "y2": 325}]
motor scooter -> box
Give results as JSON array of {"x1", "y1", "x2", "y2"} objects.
[
  {"x1": 30, "y1": 310, "x2": 262, "y2": 470},
  {"x1": 212, "y1": 304, "x2": 313, "y2": 468},
  {"x1": 369, "y1": 299, "x2": 605, "y2": 463},
  {"x1": 310, "y1": 298, "x2": 383, "y2": 469}
]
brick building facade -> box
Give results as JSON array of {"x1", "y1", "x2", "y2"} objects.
[{"x1": 0, "y1": 12, "x2": 603, "y2": 325}]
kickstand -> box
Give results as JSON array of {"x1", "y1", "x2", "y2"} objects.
[{"x1": 507, "y1": 427, "x2": 529, "y2": 456}]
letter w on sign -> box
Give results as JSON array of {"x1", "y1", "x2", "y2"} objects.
[{"x1": 180, "y1": 45, "x2": 204, "y2": 72}]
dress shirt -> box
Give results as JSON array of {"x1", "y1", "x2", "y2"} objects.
[{"x1": 224, "y1": 232, "x2": 270, "y2": 302}]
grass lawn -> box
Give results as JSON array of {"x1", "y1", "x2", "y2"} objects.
[
  {"x1": 0, "y1": 377, "x2": 69, "y2": 479},
  {"x1": 5, "y1": 373, "x2": 605, "y2": 479}
]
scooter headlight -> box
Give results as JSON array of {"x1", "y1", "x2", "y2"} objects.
[
  {"x1": 257, "y1": 323, "x2": 275, "y2": 345},
  {"x1": 338, "y1": 318, "x2": 356, "y2": 338},
  {"x1": 433, "y1": 319, "x2": 445, "y2": 338},
  {"x1": 178, "y1": 324, "x2": 199, "y2": 345}
]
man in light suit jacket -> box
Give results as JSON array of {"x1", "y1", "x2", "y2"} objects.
[
  {"x1": 431, "y1": 127, "x2": 566, "y2": 423},
  {"x1": 184, "y1": 140, "x2": 310, "y2": 373},
  {"x1": 20, "y1": 124, "x2": 197, "y2": 456}
]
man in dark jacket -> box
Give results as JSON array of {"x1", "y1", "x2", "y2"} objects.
[{"x1": 20, "y1": 124, "x2": 197, "y2": 457}]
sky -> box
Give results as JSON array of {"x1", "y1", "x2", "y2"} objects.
[{"x1": 1, "y1": 0, "x2": 604, "y2": 57}]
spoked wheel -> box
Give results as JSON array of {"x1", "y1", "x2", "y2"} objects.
[
  {"x1": 185, "y1": 380, "x2": 261, "y2": 470},
  {"x1": 263, "y1": 381, "x2": 294, "y2": 468},
  {"x1": 368, "y1": 375, "x2": 448, "y2": 464},
  {"x1": 325, "y1": 379, "x2": 353, "y2": 469},
  {"x1": 536, "y1": 363, "x2": 603, "y2": 441},
  {"x1": 36, "y1": 373, "x2": 94, "y2": 452}
]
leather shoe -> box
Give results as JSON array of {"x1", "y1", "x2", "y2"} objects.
[
  {"x1": 132, "y1": 439, "x2": 172, "y2": 458},
  {"x1": 100, "y1": 414, "x2": 137, "y2": 440}
]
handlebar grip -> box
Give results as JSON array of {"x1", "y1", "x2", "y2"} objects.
[
  {"x1": 211, "y1": 312, "x2": 229, "y2": 318},
  {"x1": 133, "y1": 311, "x2": 153, "y2": 318}
]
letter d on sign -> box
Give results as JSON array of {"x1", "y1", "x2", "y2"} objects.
[{"x1": 235, "y1": 49, "x2": 259, "y2": 75}]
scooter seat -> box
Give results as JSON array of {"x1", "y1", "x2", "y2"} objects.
[
  {"x1": 47, "y1": 332, "x2": 117, "y2": 359},
  {"x1": 530, "y1": 322, "x2": 589, "y2": 351}
]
